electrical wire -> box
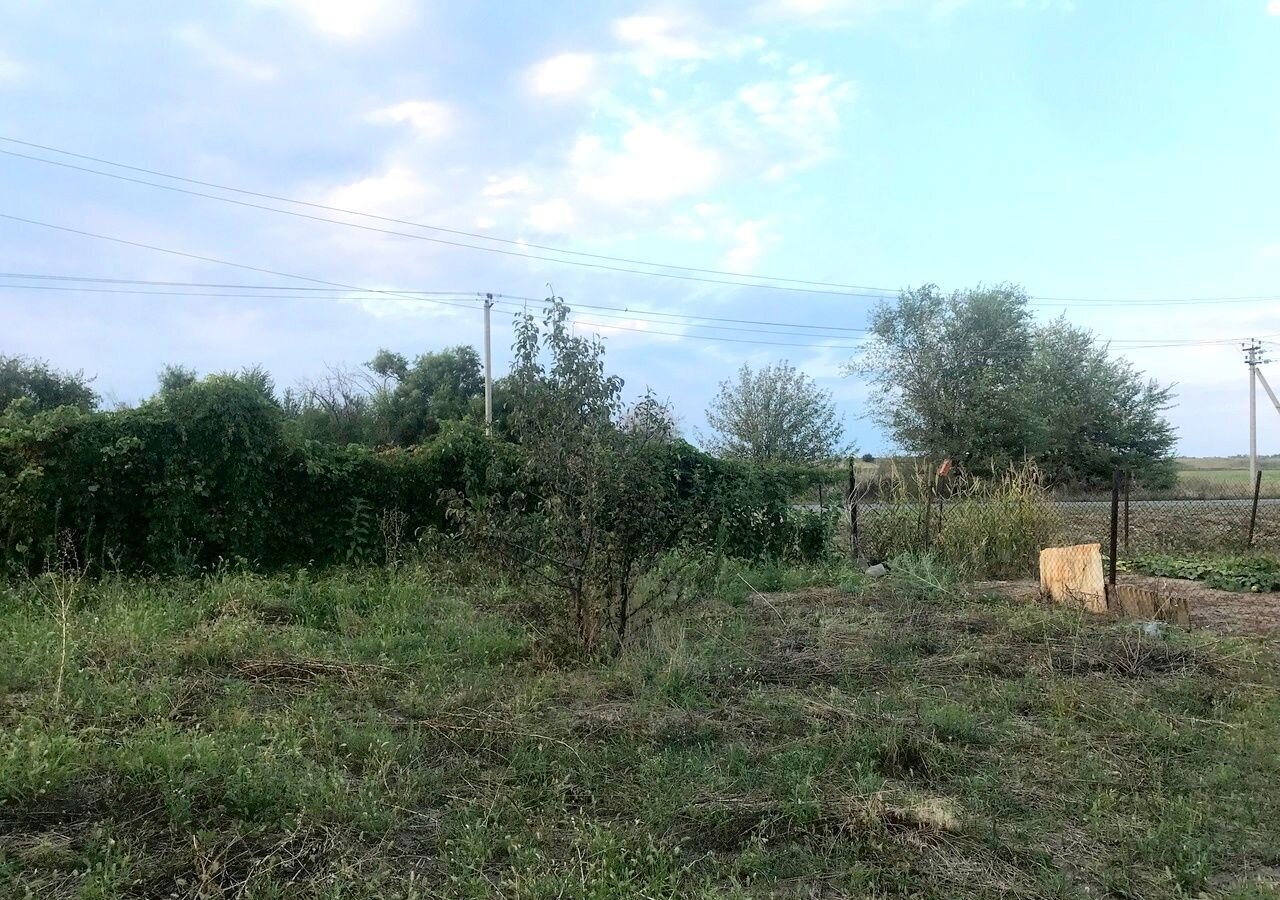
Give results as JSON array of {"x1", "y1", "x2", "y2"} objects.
[
  {"x1": 0, "y1": 273, "x2": 872, "y2": 333},
  {"x1": 2, "y1": 270, "x2": 1272, "y2": 350},
  {"x1": 0, "y1": 144, "x2": 896, "y2": 299},
  {"x1": 9, "y1": 136, "x2": 1275, "y2": 307},
  {"x1": 0, "y1": 212, "x2": 486, "y2": 314},
  {"x1": 0, "y1": 135, "x2": 902, "y2": 293}
]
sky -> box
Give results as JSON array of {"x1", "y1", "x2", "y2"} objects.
[{"x1": 2, "y1": 0, "x2": 1279, "y2": 456}]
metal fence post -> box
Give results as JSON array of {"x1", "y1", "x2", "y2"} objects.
[
  {"x1": 846, "y1": 457, "x2": 859, "y2": 559},
  {"x1": 1109, "y1": 470, "x2": 1121, "y2": 586},
  {"x1": 937, "y1": 478, "x2": 945, "y2": 537},
  {"x1": 922, "y1": 479, "x2": 933, "y2": 546},
  {"x1": 1123, "y1": 471, "x2": 1131, "y2": 551},
  {"x1": 1247, "y1": 470, "x2": 1263, "y2": 549}
]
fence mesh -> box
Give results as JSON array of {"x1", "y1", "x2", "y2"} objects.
[{"x1": 818, "y1": 466, "x2": 1279, "y2": 578}]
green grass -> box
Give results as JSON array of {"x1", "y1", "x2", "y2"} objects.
[
  {"x1": 1176, "y1": 456, "x2": 1280, "y2": 471},
  {"x1": 2, "y1": 562, "x2": 1279, "y2": 897},
  {"x1": 1179, "y1": 468, "x2": 1266, "y2": 488}
]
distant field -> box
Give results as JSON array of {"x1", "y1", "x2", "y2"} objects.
[
  {"x1": 1177, "y1": 456, "x2": 1279, "y2": 471},
  {"x1": 1178, "y1": 467, "x2": 1263, "y2": 487}
]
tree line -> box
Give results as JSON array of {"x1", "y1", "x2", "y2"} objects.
[{"x1": 2, "y1": 284, "x2": 1177, "y2": 488}]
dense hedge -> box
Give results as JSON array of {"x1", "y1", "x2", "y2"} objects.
[{"x1": 1, "y1": 379, "x2": 824, "y2": 575}]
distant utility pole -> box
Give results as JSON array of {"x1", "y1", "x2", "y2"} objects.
[
  {"x1": 1245, "y1": 340, "x2": 1261, "y2": 485},
  {"x1": 484, "y1": 292, "x2": 494, "y2": 436},
  {"x1": 1244, "y1": 340, "x2": 1280, "y2": 484}
]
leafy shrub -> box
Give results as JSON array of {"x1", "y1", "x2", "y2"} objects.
[
  {"x1": 0, "y1": 381, "x2": 514, "y2": 574},
  {"x1": 1124, "y1": 553, "x2": 1280, "y2": 592}
]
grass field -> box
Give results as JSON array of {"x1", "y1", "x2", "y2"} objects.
[
  {"x1": 1179, "y1": 468, "x2": 1265, "y2": 489},
  {"x1": 2, "y1": 563, "x2": 1279, "y2": 898},
  {"x1": 1176, "y1": 457, "x2": 1278, "y2": 496}
]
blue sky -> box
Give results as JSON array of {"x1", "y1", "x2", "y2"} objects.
[{"x1": 2, "y1": 0, "x2": 1279, "y2": 455}]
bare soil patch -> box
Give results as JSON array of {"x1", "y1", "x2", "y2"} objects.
[{"x1": 978, "y1": 576, "x2": 1280, "y2": 636}]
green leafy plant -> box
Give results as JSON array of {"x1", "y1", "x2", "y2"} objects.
[{"x1": 1124, "y1": 553, "x2": 1280, "y2": 592}]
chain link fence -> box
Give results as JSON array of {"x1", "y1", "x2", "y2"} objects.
[{"x1": 821, "y1": 464, "x2": 1278, "y2": 578}]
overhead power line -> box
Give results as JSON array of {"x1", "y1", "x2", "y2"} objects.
[
  {"x1": 6, "y1": 135, "x2": 1276, "y2": 307},
  {"x1": 0, "y1": 212, "x2": 486, "y2": 314},
  {"x1": 2, "y1": 269, "x2": 1271, "y2": 352},
  {"x1": 0, "y1": 142, "x2": 895, "y2": 299},
  {"x1": 0, "y1": 273, "x2": 872, "y2": 333},
  {"x1": 0, "y1": 135, "x2": 902, "y2": 293}
]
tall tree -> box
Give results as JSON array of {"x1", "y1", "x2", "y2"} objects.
[
  {"x1": 704, "y1": 361, "x2": 846, "y2": 464},
  {"x1": 1024, "y1": 318, "x2": 1177, "y2": 486},
  {"x1": 375, "y1": 346, "x2": 485, "y2": 445},
  {"x1": 858, "y1": 284, "x2": 1177, "y2": 486},
  {"x1": 0, "y1": 355, "x2": 98, "y2": 413},
  {"x1": 859, "y1": 284, "x2": 1033, "y2": 471},
  {"x1": 283, "y1": 346, "x2": 485, "y2": 446}
]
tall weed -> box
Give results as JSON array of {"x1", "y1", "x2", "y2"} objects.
[{"x1": 859, "y1": 463, "x2": 1057, "y2": 578}]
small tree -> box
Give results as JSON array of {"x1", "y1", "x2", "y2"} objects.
[
  {"x1": 464, "y1": 299, "x2": 690, "y2": 655},
  {"x1": 704, "y1": 361, "x2": 845, "y2": 464}
]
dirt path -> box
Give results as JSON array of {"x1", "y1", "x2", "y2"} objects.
[{"x1": 978, "y1": 575, "x2": 1280, "y2": 637}]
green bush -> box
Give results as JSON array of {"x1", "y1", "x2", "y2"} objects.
[
  {"x1": 0, "y1": 380, "x2": 516, "y2": 574},
  {"x1": 0, "y1": 376, "x2": 816, "y2": 577}
]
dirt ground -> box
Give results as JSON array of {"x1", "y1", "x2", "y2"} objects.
[{"x1": 977, "y1": 575, "x2": 1280, "y2": 637}]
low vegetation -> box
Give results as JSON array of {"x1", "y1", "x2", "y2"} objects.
[
  {"x1": 3, "y1": 559, "x2": 1278, "y2": 898},
  {"x1": 856, "y1": 464, "x2": 1057, "y2": 578},
  {"x1": 4, "y1": 297, "x2": 1277, "y2": 897},
  {"x1": 1125, "y1": 552, "x2": 1280, "y2": 593}
]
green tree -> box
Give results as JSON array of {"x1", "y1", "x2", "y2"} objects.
[
  {"x1": 859, "y1": 284, "x2": 1033, "y2": 472},
  {"x1": 1024, "y1": 318, "x2": 1177, "y2": 486},
  {"x1": 375, "y1": 345, "x2": 484, "y2": 445},
  {"x1": 284, "y1": 346, "x2": 484, "y2": 447},
  {"x1": 858, "y1": 284, "x2": 1176, "y2": 486},
  {"x1": 157, "y1": 364, "x2": 198, "y2": 395},
  {"x1": 704, "y1": 361, "x2": 846, "y2": 464},
  {"x1": 465, "y1": 298, "x2": 691, "y2": 655},
  {"x1": 0, "y1": 355, "x2": 98, "y2": 413}
]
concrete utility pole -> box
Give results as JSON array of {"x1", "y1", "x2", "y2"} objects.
[
  {"x1": 484, "y1": 292, "x2": 494, "y2": 436},
  {"x1": 1245, "y1": 340, "x2": 1260, "y2": 485}
]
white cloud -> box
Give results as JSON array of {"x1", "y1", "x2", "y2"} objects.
[
  {"x1": 527, "y1": 198, "x2": 576, "y2": 233},
  {"x1": 481, "y1": 174, "x2": 535, "y2": 199},
  {"x1": 754, "y1": 0, "x2": 899, "y2": 23},
  {"x1": 341, "y1": 290, "x2": 462, "y2": 319},
  {"x1": 324, "y1": 164, "x2": 433, "y2": 218},
  {"x1": 735, "y1": 67, "x2": 855, "y2": 175},
  {"x1": 175, "y1": 25, "x2": 276, "y2": 81},
  {"x1": 255, "y1": 0, "x2": 415, "y2": 41},
  {"x1": 571, "y1": 123, "x2": 721, "y2": 205},
  {"x1": 366, "y1": 100, "x2": 456, "y2": 139},
  {"x1": 613, "y1": 16, "x2": 707, "y2": 61},
  {"x1": 527, "y1": 52, "x2": 597, "y2": 96},
  {"x1": 0, "y1": 50, "x2": 26, "y2": 86},
  {"x1": 1269, "y1": 0, "x2": 1280, "y2": 16},
  {"x1": 722, "y1": 219, "x2": 771, "y2": 272}
]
